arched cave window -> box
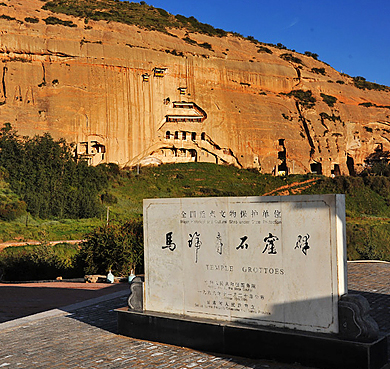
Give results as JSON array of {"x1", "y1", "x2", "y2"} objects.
[
  {"x1": 182, "y1": 131, "x2": 187, "y2": 140},
  {"x1": 174, "y1": 131, "x2": 179, "y2": 139},
  {"x1": 310, "y1": 162, "x2": 322, "y2": 175},
  {"x1": 166, "y1": 131, "x2": 170, "y2": 139},
  {"x1": 191, "y1": 132, "x2": 196, "y2": 141},
  {"x1": 201, "y1": 132, "x2": 206, "y2": 140}
]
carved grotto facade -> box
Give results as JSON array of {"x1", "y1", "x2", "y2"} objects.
[{"x1": 0, "y1": 0, "x2": 389, "y2": 177}]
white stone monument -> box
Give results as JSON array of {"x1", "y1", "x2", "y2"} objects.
[{"x1": 143, "y1": 194, "x2": 347, "y2": 334}]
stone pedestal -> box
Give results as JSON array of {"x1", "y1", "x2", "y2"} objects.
[
  {"x1": 116, "y1": 308, "x2": 388, "y2": 369},
  {"x1": 117, "y1": 195, "x2": 388, "y2": 369}
]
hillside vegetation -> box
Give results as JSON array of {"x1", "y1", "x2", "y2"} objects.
[
  {"x1": 42, "y1": 0, "x2": 228, "y2": 36},
  {"x1": 0, "y1": 129, "x2": 390, "y2": 263},
  {"x1": 1, "y1": 145, "x2": 390, "y2": 280}
]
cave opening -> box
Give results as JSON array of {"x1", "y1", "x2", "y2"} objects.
[
  {"x1": 277, "y1": 139, "x2": 288, "y2": 175},
  {"x1": 189, "y1": 149, "x2": 197, "y2": 162},
  {"x1": 310, "y1": 162, "x2": 322, "y2": 174},
  {"x1": 331, "y1": 164, "x2": 341, "y2": 176},
  {"x1": 347, "y1": 155, "x2": 356, "y2": 176}
]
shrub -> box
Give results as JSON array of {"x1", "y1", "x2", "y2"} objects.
[
  {"x1": 156, "y1": 8, "x2": 168, "y2": 17},
  {"x1": 0, "y1": 243, "x2": 81, "y2": 281},
  {"x1": 257, "y1": 46, "x2": 272, "y2": 54},
  {"x1": 352, "y1": 76, "x2": 390, "y2": 91},
  {"x1": 199, "y1": 42, "x2": 212, "y2": 50},
  {"x1": 25, "y1": 17, "x2": 39, "y2": 23},
  {"x1": 304, "y1": 51, "x2": 319, "y2": 60},
  {"x1": 246, "y1": 35, "x2": 258, "y2": 44},
  {"x1": 320, "y1": 93, "x2": 337, "y2": 107},
  {"x1": 286, "y1": 90, "x2": 316, "y2": 108},
  {"x1": 183, "y1": 36, "x2": 197, "y2": 45},
  {"x1": 276, "y1": 43, "x2": 287, "y2": 49},
  {"x1": 165, "y1": 49, "x2": 184, "y2": 57},
  {"x1": 311, "y1": 67, "x2": 326, "y2": 75},
  {"x1": 173, "y1": 13, "x2": 226, "y2": 36},
  {"x1": 0, "y1": 14, "x2": 16, "y2": 21},
  {"x1": 0, "y1": 200, "x2": 26, "y2": 221},
  {"x1": 78, "y1": 218, "x2": 144, "y2": 276},
  {"x1": 280, "y1": 53, "x2": 303, "y2": 65},
  {"x1": 100, "y1": 191, "x2": 118, "y2": 205},
  {"x1": 43, "y1": 16, "x2": 77, "y2": 27},
  {"x1": 320, "y1": 112, "x2": 341, "y2": 122}
]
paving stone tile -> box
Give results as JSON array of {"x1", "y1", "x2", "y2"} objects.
[{"x1": 1, "y1": 262, "x2": 389, "y2": 368}]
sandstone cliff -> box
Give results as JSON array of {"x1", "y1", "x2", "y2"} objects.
[{"x1": 0, "y1": 0, "x2": 389, "y2": 176}]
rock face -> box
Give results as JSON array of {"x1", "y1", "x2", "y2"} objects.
[{"x1": 0, "y1": 0, "x2": 389, "y2": 176}]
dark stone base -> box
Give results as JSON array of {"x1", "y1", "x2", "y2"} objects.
[{"x1": 116, "y1": 308, "x2": 388, "y2": 369}]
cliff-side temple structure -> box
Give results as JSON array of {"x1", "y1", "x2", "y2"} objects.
[{"x1": 0, "y1": 0, "x2": 390, "y2": 176}]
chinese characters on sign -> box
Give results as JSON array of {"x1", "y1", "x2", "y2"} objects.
[
  {"x1": 263, "y1": 233, "x2": 278, "y2": 254},
  {"x1": 188, "y1": 232, "x2": 202, "y2": 262},
  {"x1": 195, "y1": 280, "x2": 270, "y2": 315},
  {"x1": 295, "y1": 234, "x2": 310, "y2": 255},
  {"x1": 180, "y1": 207, "x2": 282, "y2": 224},
  {"x1": 236, "y1": 236, "x2": 249, "y2": 250},
  {"x1": 162, "y1": 231, "x2": 286, "y2": 258},
  {"x1": 163, "y1": 206, "x2": 287, "y2": 259},
  {"x1": 145, "y1": 195, "x2": 345, "y2": 334},
  {"x1": 162, "y1": 232, "x2": 176, "y2": 251}
]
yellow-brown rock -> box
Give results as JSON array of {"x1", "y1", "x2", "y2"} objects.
[{"x1": 0, "y1": 0, "x2": 389, "y2": 176}]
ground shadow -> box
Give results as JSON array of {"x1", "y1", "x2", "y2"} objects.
[{"x1": 0, "y1": 283, "x2": 128, "y2": 324}]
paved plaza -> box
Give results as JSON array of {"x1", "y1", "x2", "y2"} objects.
[{"x1": 0, "y1": 262, "x2": 390, "y2": 369}]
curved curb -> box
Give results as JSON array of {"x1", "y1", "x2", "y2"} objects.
[{"x1": 347, "y1": 260, "x2": 390, "y2": 264}]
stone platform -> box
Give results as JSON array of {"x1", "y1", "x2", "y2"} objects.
[
  {"x1": 117, "y1": 307, "x2": 388, "y2": 369},
  {"x1": 0, "y1": 262, "x2": 390, "y2": 369}
]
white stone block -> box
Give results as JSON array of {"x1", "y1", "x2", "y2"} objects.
[{"x1": 143, "y1": 194, "x2": 347, "y2": 334}]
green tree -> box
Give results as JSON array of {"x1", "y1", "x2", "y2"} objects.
[
  {"x1": 0, "y1": 124, "x2": 111, "y2": 219},
  {"x1": 78, "y1": 218, "x2": 144, "y2": 276}
]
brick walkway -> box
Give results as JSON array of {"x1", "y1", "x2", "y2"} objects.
[{"x1": 0, "y1": 262, "x2": 389, "y2": 369}]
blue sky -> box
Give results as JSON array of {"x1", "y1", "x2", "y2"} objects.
[{"x1": 136, "y1": 0, "x2": 390, "y2": 87}]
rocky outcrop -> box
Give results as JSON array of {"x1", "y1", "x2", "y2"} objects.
[{"x1": 0, "y1": 0, "x2": 389, "y2": 176}]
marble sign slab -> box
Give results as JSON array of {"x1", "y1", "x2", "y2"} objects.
[{"x1": 143, "y1": 194, "x2": 347, "y2": 334}]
